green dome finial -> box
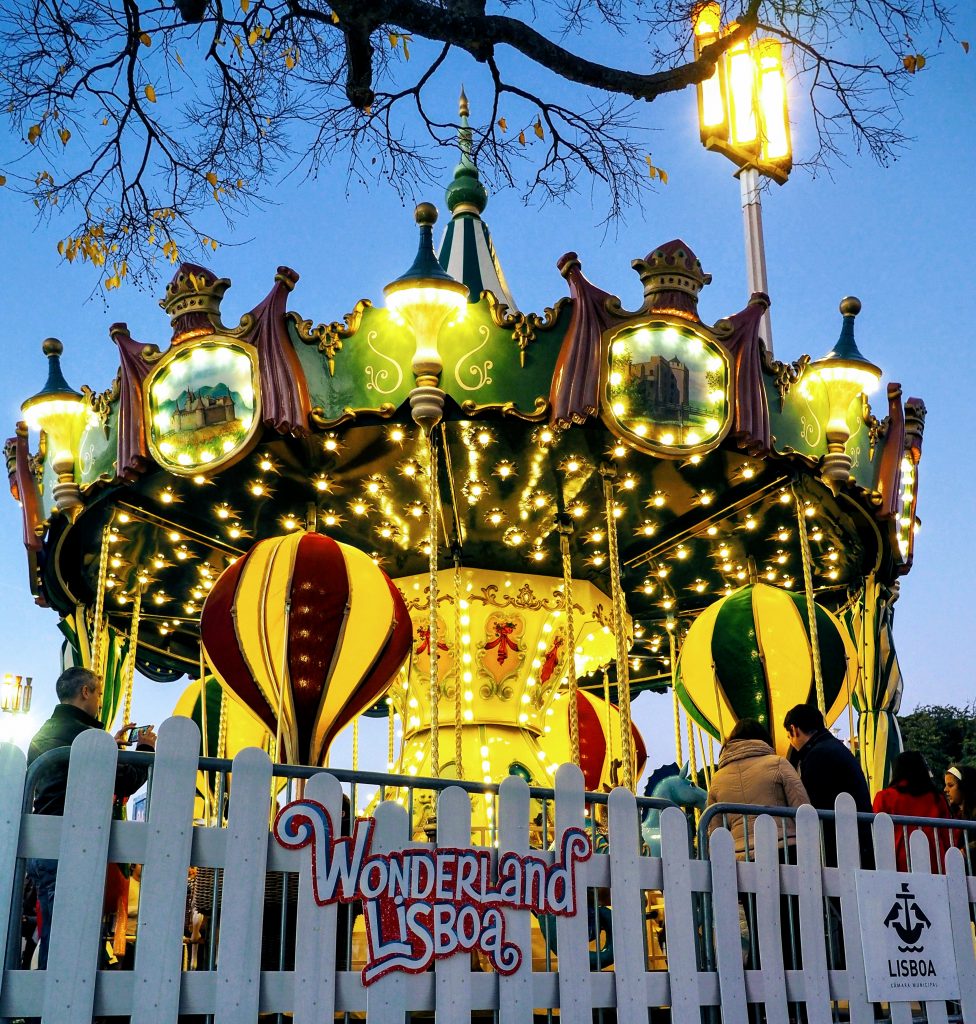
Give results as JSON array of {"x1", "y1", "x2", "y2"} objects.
[{"x1": 446, "y1": 87, "x2": 488, "y2": 216}]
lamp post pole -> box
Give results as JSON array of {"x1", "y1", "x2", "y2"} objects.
[{"x1": 738, "y1": 167, "x2": 773, "y2": 352}]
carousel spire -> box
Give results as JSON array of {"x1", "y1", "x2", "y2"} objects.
[{"x1": 438, "y1": 88, "x2": 519, "y2": 312}]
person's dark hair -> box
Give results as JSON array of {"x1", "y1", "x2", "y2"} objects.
[
  {"x1": 56, "y1": 666, "x2": 98, "y2": 702},
  {"x1": 946, "y1": 764, "x2": 976, "y2": 818},
  {"x1": 783, "y1": 703, "x2": 825, "y2": 735},
  {"x1": 727, "y1": 718, "x2": 774, "y2": 747},
  {"x1": 889, "y1": 751, "x2": 937, "y2": 797}
]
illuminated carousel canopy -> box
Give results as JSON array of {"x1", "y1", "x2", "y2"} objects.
[{"x1": 6, "y1": 117, "x2": 925, "y2": 789}]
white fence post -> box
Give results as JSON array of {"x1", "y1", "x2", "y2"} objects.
[
  {"x1": 364, "y1": 798, "x2": 411, "y2": 1024},
  {"x1": 293, "y1": 770, "x2": 344, "y2": 1024},
  {"x1": 213, "y1": 746, "x2": 273, "y2": 1024},
  {"x1": 42, "y1": 728, "x2": 118, "y2": 1024},
  {"x1": 753, "y1": 814, "x2": 789, "y2": 1020},
  {"x1": 795, "y1": 803, "x2": 831, "y2": 1023},
  {"x1": 946, "y1": 847, "x2": 976, "y2": 1020},
  {"x1": 497, "y1": 775, "x2": 532, "y2": 1024},
  {"x1": 872, "y1": 812, "x2": 913, "y2": 1024},
  {"x1": 708, "y1": 826, "x2": 747, "y2": 1023},
  {"x1": 833, "y1": 793, "x2": 873, "y2": 1024},
  {"x1": 553, "y1": 763, "x2": 593, "y2": 1024},
  {"x1": 908, "y1": 827, "x2": 950, "y2": 1024},
  {"x1": 131, "y1": 716, "x2": 200, "y2": 1024},
  {"x1": 434, "y1": 786, "x2": 474, "y2": 1022},
  {"x1": 0, "y1": 743, "x2": 26, "y2": 970},
  {"x1": 607, "y1": 786, "x2": 651, "y2": 1024},
  {"x1": 660, "y1": 805, "x2": 701, "y2": 1024}
]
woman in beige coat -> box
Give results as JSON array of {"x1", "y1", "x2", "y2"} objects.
[{"x1": 706, "y1": 718, "x2": 809, "y2": 858}]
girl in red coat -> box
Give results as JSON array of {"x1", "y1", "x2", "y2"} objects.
[{"x1": 873, "y1": 751, "x2": 953, "y2": 871}]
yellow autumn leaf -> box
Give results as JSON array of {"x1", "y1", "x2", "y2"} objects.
[
  {"x1": 248, "y1": 27, "x2": 260, "y2": 44},
  {"x1": 59, "y1": 128, "x2": 71, "y2": 145},
  {"x1": 962, "y1": 40, "x2": 970, "y2": 53},
  {"x1": 518, "y1": 130, "x2": 526, "y2": 145},
  {"x1": 241, "y1": 0, "x2": 249, "y2": 10},
  {"x1": 105, "y1": 274, "x2": 120, "y2": 290},
  {"x1": 403, "y1": 36, "x2": 410, "y2": 60},
  {"x1": 210, "y1": 239, "x2": 218, "y2": 250},
  {"x1": 175, "y1": 51, "x2": 184, "y2": 67},
  {"x1": 0, "y1": 175, "x2": 6, "y2": 187},
  {"x1": 902, "y1": 55, "x2": 916, "y2": 73},
  {"x1": 206, "y1": 171, "x2": 218, "y2": 186},
  {"x1": 101, "y1": 117, "x2": 108, "y2": 125},
  {"x1": 916, "y1": 54, "x2": 926, "y2": 70},
  {"x1": 139, "y1": 32, "x2": 151, "y2": 46},
  {"x1": 119, "y1": 261, "x2": 127, "y2": 278},
  {"x1": 236, "y1": 179, "x2": 243, "y2": 188},
  {"x1": 658, "y1": 169, "x2": 669, "y2": 185},
  {"x1": 285, "y1": 52, "x2": 295, "y2": 68},
  {"x1": 533, "y1": 117, "x2": 544, "y2": 140},
  {"x1": 388, "y1": 32, "x2": 399, "y2": 48},
  {"x1": 498, "y1": 117, "x2": 507, "y2": 132},
  {"x1": 330, "y1": 10, "x2": 339, "y2": 23},
  {"x1": 57, "y1": 239, "x2": 65, "y2": 255},
  {"x1": 27, "y1": 124, "x2": 41, "y2": 144},
  {"x1": 145, "y1": 84, "x2": 157, "y2": 102}
]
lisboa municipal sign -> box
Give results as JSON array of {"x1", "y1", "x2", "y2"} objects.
[
  {"x1": 856, "y1": 871, "x2": 960, "y2": 1002},
  {"x1": 273, "y1": 799, "x2": 592, "y2": 984}
]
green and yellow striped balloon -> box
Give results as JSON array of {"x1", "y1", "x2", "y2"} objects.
[{"x1": 676, "y1": 582, "x2": 856, "y2": 758}]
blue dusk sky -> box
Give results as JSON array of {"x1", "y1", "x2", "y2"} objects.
[{"x1": 0, "y1": 13, "x2": 973, "y2": 782}]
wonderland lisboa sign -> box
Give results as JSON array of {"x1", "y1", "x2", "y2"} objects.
[{"x1": 273, "y1": 800, "x2": 592, "y2": 984}]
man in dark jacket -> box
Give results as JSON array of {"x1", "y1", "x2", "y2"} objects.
[{"x1": 26, "y1": 666, "x2": 156, "y2": 968}]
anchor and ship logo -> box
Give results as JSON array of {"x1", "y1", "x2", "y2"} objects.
[{"x1": 883, "y1": 882, "x2": 932, "y2": 953}]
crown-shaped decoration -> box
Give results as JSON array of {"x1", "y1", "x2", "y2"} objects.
[
  {"x1": 631, "y1": 239, "x2": 712, "y2": 319},
  {"x1": 159, "y1": 263, "x2": 231, "y2": 342}
]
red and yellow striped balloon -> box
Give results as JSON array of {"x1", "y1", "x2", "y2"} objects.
[{"x1": 200, "y1": 531, "x2": 411, "y2": 765}]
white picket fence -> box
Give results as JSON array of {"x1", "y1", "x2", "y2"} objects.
[{"x1": 2, "y1": 716, "x2": 976, "y2": 1022}]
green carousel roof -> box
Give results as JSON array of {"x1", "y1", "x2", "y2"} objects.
[{"x1": 6, "y1": 180, "x2": 925, "y2": 696}]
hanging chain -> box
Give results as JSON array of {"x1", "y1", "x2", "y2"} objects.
[
  {"x1": 121, "y1": 583, "x2": 142, "y2": 728},
  {"x1": 793, "y1": 483, "x2": 826, "y2": 714},
  {"x1": 91, "y1": 522, "x2": 112, "y2": 677},
  {"x1": 217, "y1": 687, "x2": 228, "y2": 760},
  {"x1": 453, "y1": 556, "x2": 465, "y2": 780},
  {"x1": 427, "y1": 431, "x2": 440, "y2": 777},
  {"x1": 602, "y1": 469, "x2": 634, "y2": 791},
  {"x1": 669, "y1": 621, "x2": 684, "y2": 766},
  {"x1": 387, "y1": 696, "x2": 396, "y2": 771},
  {"x1": 602, "y1": 668, "x2": 614, "y2": 766},
  {"x1": 558, "y1": 522, "x2": 581, "y2": 767}
]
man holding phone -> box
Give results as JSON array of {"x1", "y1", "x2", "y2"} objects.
[{"x1": 26, "y1": 666, "x2": 157, "y2": 968}]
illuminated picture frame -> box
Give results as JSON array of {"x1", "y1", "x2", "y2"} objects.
[
  {"x1": 144, "y1": 338, "x2": 261, "y2": 476},
  {"x1": 601, "y1": 318, "x2": 732, "y2": 458}
]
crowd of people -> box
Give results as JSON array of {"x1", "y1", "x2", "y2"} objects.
[{"x1": 705, "y1": 702, "x2": 976, "y2": 872}]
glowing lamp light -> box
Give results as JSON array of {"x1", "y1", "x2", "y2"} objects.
[
  {"x1": 384, "y1": 203, "x2": 468, "y2": 430},
  {"x1": 805, "y1": 297, "x2": 882, "y2": 493},
  {"x1": 693, "y1": 2, "x2": 727, "y2": 140},
  {"x1": 0, "y1": 674, "x2": 32, "y2": 715},
  {"x1": 756, "y1": 39, "x2": 791, "y2": 164},
  {"x1": 21, "y1": 338, "x2": 92, "y2": 516},
  {"x1": 727, "y1": 37, "x2": 759, "y2": 148}
]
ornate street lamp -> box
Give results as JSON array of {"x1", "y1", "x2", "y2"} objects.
[
  {"x1": 0, "y1": 674, "x2": 32, "y2": 715},
  {"x1": 804, "y1": 297, "x2": 882, "y2": 493},
  {"x1": 384, "y1": 203, "x2": 469, "y2": 432},
  {"x1": 21, "y1": 338, "x2": 91, "y2": 516},
  {"x1": 694, "y1": 3, "x2": 792, "y2": 353}
]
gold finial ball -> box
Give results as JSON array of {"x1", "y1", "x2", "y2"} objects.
[
  {"x1": 42, "y1": 337, "x2": 64, "y2": 357},
  {"x1": 415, "y1": 202, "x2": 438, "y2": 228},
  {"x1": 839, "y1": 296, "x2": 861, "y2": 317}
]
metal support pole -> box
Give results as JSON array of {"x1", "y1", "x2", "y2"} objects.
[{"x1": 738, "y1": 166, "x2": 773, "y2": 354}]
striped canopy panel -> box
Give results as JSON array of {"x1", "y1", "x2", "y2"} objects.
[
  {"x1": 676, "y1": 582, "x2": 857, "y2": 758},
  {"x1": 439, "y1": 213, "x2": 519, "y2": 311},
  {"x1": 847, "y1": 580, "x2": 903, "y2": 795},
  {"x1": 200, "y1": 531, "x2": 411, "y2": 765}
]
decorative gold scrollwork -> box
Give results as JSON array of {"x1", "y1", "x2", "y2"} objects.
[
  {"x1": 81, "y1": 373, "x2": 121, "y2": 430},
  {"x1": 485, "y1": 293, "x2": 569, "y2": 368},
  {"x1": 288, "y1": 299, "x2": 372, "y2": 377},
  {"x1": 459, "y1": 396, "x2": 549, "y2": 422},
  {"x1": 308, "y1": 402, "x2": 396, "y2": 431},
  {"x1": 761, "y1": 342, "x2": 811, "y2": 410}
]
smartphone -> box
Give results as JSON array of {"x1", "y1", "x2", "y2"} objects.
[{"x1": 121, "y1": 725, "x2": 152, "y2": 745}]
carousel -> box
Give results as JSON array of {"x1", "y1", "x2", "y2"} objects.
[{"x1": 5, "y1": 97, "x2": 924, "y2": 832}]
